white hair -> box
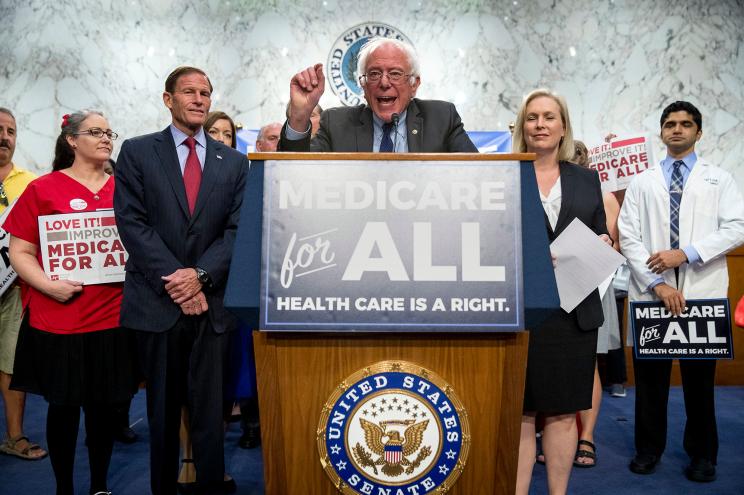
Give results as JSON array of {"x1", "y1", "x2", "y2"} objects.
[
  {"x1": 357, "y1": 38, "x2": 420, "y2": 85},
  {"x1": 256, "y1": 122, "x2": 282, "y2": 141}
]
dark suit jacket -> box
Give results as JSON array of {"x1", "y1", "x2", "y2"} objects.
[
  {"x1": 114, "y1": 127, "x2": 248, "y2": 333},
  {"x1": 279, "y1": 98, "x2": 478, "y2": 152},
  {"x1": 544, "y1": 161, "x2": 609, "y2": 330}
]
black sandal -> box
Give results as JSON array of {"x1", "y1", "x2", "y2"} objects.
[{"x1": 574, "y1": 439, "x2": 597, "y2": 468}]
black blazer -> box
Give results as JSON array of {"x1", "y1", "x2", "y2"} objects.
[
  {"x1": 114, "y1": 128, "x2": 249, "y2": 333},
  {"x1": 544, "y1": 161, "x2": 608, "y2": 330},
  {"x1": 279, "y1": 98, "x2": 478, "y2": 152}
]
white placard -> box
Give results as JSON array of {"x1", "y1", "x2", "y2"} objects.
[
  {"x1": 587, "y1": 134, "x2": 655, "y2": 193},
  {"x1": 38, "y1": 209, "x2": 127, "y2": 285},
  {"x1": 0, "y1": 201, "x2": 19, "y2": 297}
]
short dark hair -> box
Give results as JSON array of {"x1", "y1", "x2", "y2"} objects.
[
  {"x1": 660, "y1": 101, "x2": 702, "y2": 131},
  {"x1": 0, "y1": 107, "x2": 15, "y2": 121},
  {"x1": 164, "y1": 66, "x2": 213, "y2": 94}
]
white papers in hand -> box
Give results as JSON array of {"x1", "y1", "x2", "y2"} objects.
[{"x1": 550, "y1": 218, "x2": 626, "y2": 313}]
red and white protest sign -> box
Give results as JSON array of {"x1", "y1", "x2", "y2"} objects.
[
  {"x1": 39, "y1": 209, "x2": 127, "y2": 284},
  {"x1": 587, "y1": 135, "x2": 655, "y2": 193},
  {"x1": 0, "y1": 201, "x2": 19, "y2": 297}
]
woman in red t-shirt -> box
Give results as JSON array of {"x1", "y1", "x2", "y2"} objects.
[{"x1": 4, "y1": 111, "x2": 139, "y2": 495}]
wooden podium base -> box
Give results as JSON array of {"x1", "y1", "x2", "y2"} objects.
[{"x1": 254, "y1": 330, "x2": 529, "y2": 494}]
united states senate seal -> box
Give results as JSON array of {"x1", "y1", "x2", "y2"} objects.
[
  {"x1": 327, "y1": 23, "x2": 414, "y2": 106},
  {"x1": 318, "y1": 361, "x2": 470, "y2": 494}
]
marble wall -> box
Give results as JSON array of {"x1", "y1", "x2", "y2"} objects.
[{"x1": 2, "y1": 0, "x2": 743, "y2": 187}]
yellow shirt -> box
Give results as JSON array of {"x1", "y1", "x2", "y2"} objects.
[{"x1": 1, "y1": 163, "x2": 37, "y2": 214}]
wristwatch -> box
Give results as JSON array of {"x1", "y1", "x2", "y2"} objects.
[{"x1": 195, "y1": 267, "x2": 211, "y2": 287}]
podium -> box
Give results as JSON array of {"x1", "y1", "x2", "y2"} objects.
[{"x1": 225, "y1": 153, "x2": 559, "y2": 494}]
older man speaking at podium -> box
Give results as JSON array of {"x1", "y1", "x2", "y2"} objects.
[{"x1": 279, "y1": 38, "x2": 478, "y2": 153}]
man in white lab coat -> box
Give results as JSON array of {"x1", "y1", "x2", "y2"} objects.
[{"x1": 619, "y1": 101, "x2": 744, "y2": 482}]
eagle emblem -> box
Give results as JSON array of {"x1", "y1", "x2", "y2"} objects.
[
  {"x1": 353, "y1": 418, "x2": 432, "y2": 477},
  {"x1": 318, "y1": 363, "x2": 470, "y2": 494}
]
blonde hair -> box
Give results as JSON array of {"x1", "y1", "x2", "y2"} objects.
[{"x1": 513, "y1": 89, "x2": 575, "y2": 162}]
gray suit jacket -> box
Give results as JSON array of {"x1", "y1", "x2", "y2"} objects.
[
  {"x1": 279, "y1": 98, "x2": 478, "y2": 152},
  {"x1": 114, "y1": 128, "x2": 249, "y2": 333}
]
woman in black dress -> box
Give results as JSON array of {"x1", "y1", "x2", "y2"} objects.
[
  {"x1": 512, "y1": 90, "x2": 611, "y2": 495},
  {"x1": 5, "y1": 111, "x2": 139, "y2": 495}
]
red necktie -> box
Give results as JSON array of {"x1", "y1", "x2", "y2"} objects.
[{"x1": 183, "y1": 136, "x2": 202, "y2": 214}]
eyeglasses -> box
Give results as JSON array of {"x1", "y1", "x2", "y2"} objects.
[
  {"x1": 75, "y1": 128, "x2": 119, "y2": 140},
  {"x1": 359, "y1": 70, "x2": 412, "y2": 85},
  {"x1": 0, "y1": 183, "x2": 7, "y2": 207}
]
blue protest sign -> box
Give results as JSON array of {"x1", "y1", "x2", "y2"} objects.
[
  {"x1": 630, "y1": 299, "x2": 733, "y2": 359},
  {"x1": 259, "y1": 159, "x2": 523, "y2": 332}
]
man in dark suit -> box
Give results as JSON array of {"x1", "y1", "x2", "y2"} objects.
[
  {"x1": 279, "y1": 38, "x2": 477, "y2": 153},
  {"x1": 114, "y1": 66, "x2": 248, "y2": 495}
]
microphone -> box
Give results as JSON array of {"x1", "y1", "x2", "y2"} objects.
[{"x1": 391, "y1": 113, "x2": 400, "y2": 152}]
